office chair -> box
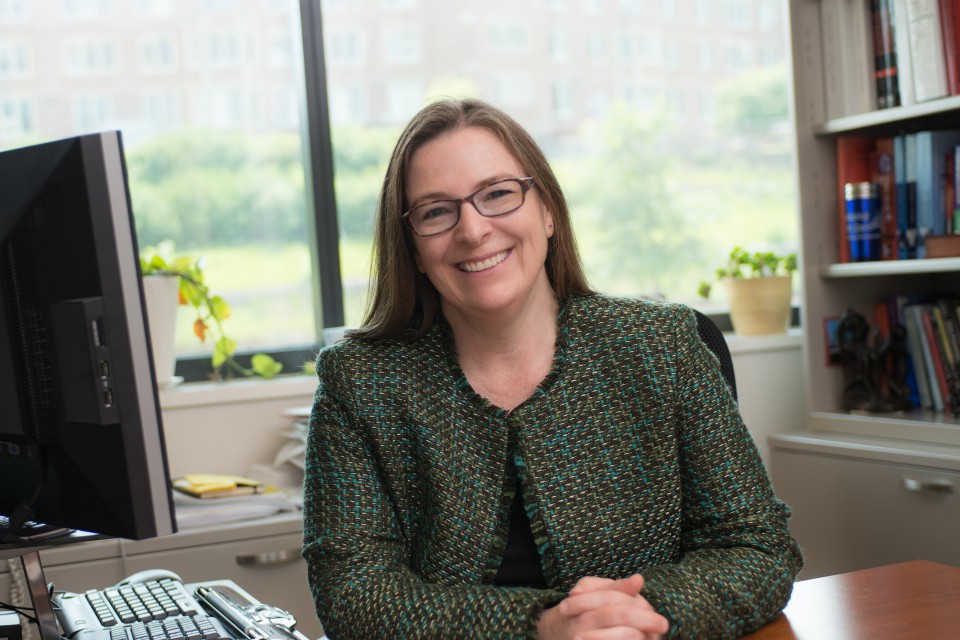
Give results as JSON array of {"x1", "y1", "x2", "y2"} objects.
[{"x1": 694, "y1": 309, "x2": 737, "y2": 401}]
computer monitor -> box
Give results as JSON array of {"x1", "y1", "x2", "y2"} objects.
[{"x1": 0, "y1": 131, "x2": 176, "y2": 545}]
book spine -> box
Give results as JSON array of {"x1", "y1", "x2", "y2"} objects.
[
  {"x1": 945, "y1": 148, "x2": 955, "y2": 234},
  {"x1": 904, "y1": 303, "x2": 934, "y2": 408},
  {"x1": 893, "y1": 0, "x2": 917, "y2": 105},
  {"x1": 895, "y1": 134, "x2": 909, "y2": 258},
  {"x1": 905, "y1": 0, "x2": 948, "y2": 102},
  {"x1": 938, "y1": 0, "x2": 960, "y2": 94},
  {"x1": 873, "y1": 136, "x2": 898, "y2": 258},
  {"x1": 905, "y1": 132, "x2": 919, "y2": 258},
  {"x1": 837, "y1": 136, "x2": 878, "y2": 263},
  {"x1": 917, "y1": 306, "x2": 947, "y2": 411},
  {"x1": 873, "y1": 0, "x2": 902, "y2": 108},
  {"x1": 922, "y1": 307, "x2": 951, "y2": 410},
  {"x1": 954, "y1": 144, "x2": 960, "y2": 233}
]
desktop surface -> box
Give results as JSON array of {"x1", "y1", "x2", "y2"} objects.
[{"x1": 743, "y1": 559, "x2": 960, "y2": 639}]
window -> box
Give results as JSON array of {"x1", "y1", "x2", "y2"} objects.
[
  {"x1": 383, "y1": 25, "x2": 421, "y2": 65},
  {"x1": 319, "y1": 0, "x2": 797, "y2": 321},
  {"x1": 5, "y1": 0, "x2": 797, "y2": 378},
  {"x1": 0, "y1": 0, "x2": 28, "y2": 22},
  {"x1": 0, "y1": 38, "x2": 30, "y2": 79},
  {"x1": 139, "y1": 35, "x2": 177, "y2": 73},
  {"x1": 1, "y1": 0, "x2": 319, "y2": 378},
  {"x1": 63, "y1": 37, "x2": 120, "y2": 76}
]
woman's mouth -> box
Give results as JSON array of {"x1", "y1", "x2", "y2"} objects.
[{"x1": 458, "y1": 250, "x2": 509, "y2": 272}]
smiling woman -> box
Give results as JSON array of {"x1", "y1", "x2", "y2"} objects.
[{"x1": 300, "y1": 98, "x2": 803, "y2": 640}]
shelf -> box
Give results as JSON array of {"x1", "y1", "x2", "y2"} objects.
[
  {"x1": 820, "y1": 258, "x2": 960, "y2": 279},
  {"x1": 815, "y1": 95, "x2": 960, "y2": 137},
  {"x1": 808, "y1": 410, "x2": 960, "y2": 448}
]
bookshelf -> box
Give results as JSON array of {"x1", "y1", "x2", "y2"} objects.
[
  {"x1": 788, "y1": 0, "x2": 960, "y2": 448},
  {"x1": 773, "y1": 0, "x2": 960, "y2": 579}
]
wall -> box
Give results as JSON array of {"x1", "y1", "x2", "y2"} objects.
[{"x1": 158, "y1": 333, "x2": 805, "y2": 480}]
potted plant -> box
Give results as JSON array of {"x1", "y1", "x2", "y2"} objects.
[
  {"x1": 140, "y1": 242, "x2": 282, "y2": 382},
  {"x1": 698, "y1": 247, "x2": 798, "y2": 336}
]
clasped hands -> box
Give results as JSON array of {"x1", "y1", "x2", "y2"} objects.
[{"x1": 536, "y1": 574, "x2": 669, "y2": 640}]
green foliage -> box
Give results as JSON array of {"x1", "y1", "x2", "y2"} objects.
[
  {"x1": 716, "y1": 64, "x2": 790, "y2": 137},
  {"x1": 127, "y1": 130, "x2": 305, "y2": 250},
  {"x1": 698, "y1": 246, "x2": 798, "y2": 298},
  {"x1": 140, "y1": 241, "x2": 282, "y2": 380},
  {"x1": 560, "y1": 102, "x2": 708, "y2": 296}
]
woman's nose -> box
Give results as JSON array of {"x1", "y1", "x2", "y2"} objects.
[{"x1": 453, "y1": 202, "x2": 492, "y2": 242}]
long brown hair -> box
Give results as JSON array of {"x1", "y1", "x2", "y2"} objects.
[{"x1": 350, "y1": 98, "x2": 592, "y2": 341}]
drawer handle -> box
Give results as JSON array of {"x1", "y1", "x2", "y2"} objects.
[
  {"x1": 902, "y1": 478, "x2": 954, "y2": 494},
  {"x1": 236, "y1": 549, "x2": 300, "y2": 567}
]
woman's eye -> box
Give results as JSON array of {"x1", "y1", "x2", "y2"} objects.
[
  {"x1": 483, "y1": 188, "x2": 514, "y2": 201},
  {"x1": 420, "y1": 204, "x2": 454, "y2": 220}
]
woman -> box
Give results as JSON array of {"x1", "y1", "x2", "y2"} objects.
[{"x1": 302, "y1": 98, "x2": 803, "y2": 639}]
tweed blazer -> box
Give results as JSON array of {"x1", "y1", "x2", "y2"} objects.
[{"x1": 302, "y1": 294, "x2": 803, "y2": 639}]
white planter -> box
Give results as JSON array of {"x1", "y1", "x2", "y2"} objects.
[{"x1": 141, "y1": 274, "x2": 180, "y2": 387}]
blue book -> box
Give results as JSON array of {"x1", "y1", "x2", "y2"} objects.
[
  {"x1": 894, "y1": 135, "x2": 908, "y2": 259},
  {"x1": 913, "y1": 130, "x2": 960, "y2": 257}
]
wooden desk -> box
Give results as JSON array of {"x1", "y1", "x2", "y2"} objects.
[{"x1": 743, "y1": 560, "x2": 960, "y2": 639}]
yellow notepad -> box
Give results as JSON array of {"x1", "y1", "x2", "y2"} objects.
[{"x1": 172, "y1": 474, "x2": 264, "y2": 499}]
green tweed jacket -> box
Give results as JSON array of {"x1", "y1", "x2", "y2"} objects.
[{"x1": 302, "y1": 294, "x2": 803, "y2": 639}]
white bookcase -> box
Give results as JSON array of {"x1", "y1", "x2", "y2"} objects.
[{"x1": 770, "y1": 0, "x2": 960, "y2": 579}]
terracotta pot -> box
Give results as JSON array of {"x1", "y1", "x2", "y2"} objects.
[{"x1": 723, "y1": 275, "x2": 792, "y2": 336}]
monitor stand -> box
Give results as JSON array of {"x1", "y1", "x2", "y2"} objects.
[{"x1": 19, "y1": 551, "x2": 60, "y2": 640}]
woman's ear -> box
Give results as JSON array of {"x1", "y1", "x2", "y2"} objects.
[{"x1": 544, "y1": 208, "x2": 555, "y2": 239}]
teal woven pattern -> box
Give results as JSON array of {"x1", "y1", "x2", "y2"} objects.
[{"x1": 302, "y1": 295, "x2": 803, "y2": 639}]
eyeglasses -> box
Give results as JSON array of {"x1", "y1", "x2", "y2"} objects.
[{"x1": 403, "y1": 177, "x2": 536, "y2": 237}]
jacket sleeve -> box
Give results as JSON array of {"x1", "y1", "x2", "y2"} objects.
[
  {"x1": 301, "y1": 345, "x2": 565, "y2": 640},
  {"x1": 639, "y1": 306, "x2": 803, "y2": 639}
]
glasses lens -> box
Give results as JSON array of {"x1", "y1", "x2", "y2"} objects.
[
  {"x1": 475, "y1": 180, "x2": 524, "y2": 216},
  {"x1": 411, "y1": 201, "x2": 458, "y2": 235}
]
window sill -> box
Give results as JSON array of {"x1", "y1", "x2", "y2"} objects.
[
  {"x1": 724, "y1": 328, "x2": 803, "y2": 355},
  {"x1": 158, "y1": 373, "x2": 318, "y2": 409}
]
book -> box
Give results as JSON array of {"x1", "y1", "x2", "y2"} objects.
[
  {"x1": 902, "y1": 303, "x2": 935, "y2": 408},
  {"x1": 904, "y1": 132, "x2": 919, "y2": 258},
  {"x1": 873, "y1": 0, "x2": 902, "y2": 108},
  {"x1": 872, "y1": 137, "x2": 898, "y2": 258},
  {"x1": 904, "y1": 0, "x2": 949, "y2": 102},
  {"x1": 892, "y1": 0, "x2": 918, "y2": 105},
  {"x1": 172, "y1": 474, "x2": 265, "y2": 499},
  {"x1": 836, "y1": 136, "x2": 878, "y2": 263},
  {"x1": 913, "y1": 130, "x2": 960, "y2": 256},
  {"x1": 938, "y1": 0, "x2": 960, "y2": 95},
  {"x1": 920, "y1": 306, "x2": 951, "y2": 411}
]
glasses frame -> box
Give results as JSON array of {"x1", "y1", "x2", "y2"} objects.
[{"x1": 402, "y1": 177, "x2": 536, "y2": 237}]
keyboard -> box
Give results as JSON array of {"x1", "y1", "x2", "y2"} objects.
[{"x1": 53, "y1": 574, "x2": 307, "y2": 640}]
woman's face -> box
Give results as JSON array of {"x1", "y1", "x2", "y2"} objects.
[{"x1": 406, "y1": 126, "x2": 555, "y2": 322}]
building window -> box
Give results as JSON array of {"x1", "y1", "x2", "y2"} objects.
[
  {"x1": 0, "y1": 0, "x2": 28, "y2": 22},
  {"x1": 549, "y1": 29, "x2": 568, "y2": 63},
  {"x1": 488, "y1": 23, "x2": 529, "y2": 53},
  {"x1": 0, "y1": 95, "x2": 34, "y2": 135},
  {"x1": 139, "y1": 35, "x2": 177, "y2": 74},
  {"x1": 587, "y1": 33, "x2": 607, "y2": 64},
  {"x1": 383, "y1": 26, "x2": 421, "y2": 65},
  {"x1": 326, "y1": 29, "x2": 364, "y2": 66},
  {"x1": 63, "y1": 37, "x2": 120, "y2": 77},
  {"x1": 725, "y1": 0, "x2": 750, "y2": 29},
  {"x1": 0, "y1": 39, "x2": 30, "y2": 79}
]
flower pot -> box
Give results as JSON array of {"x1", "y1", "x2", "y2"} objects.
[
  {"x1": 723, "y1": 275, "x2": 792, "y2": 336},
  {"x1": 141, "y1": 274, "x2": 180, "y2": 386}
]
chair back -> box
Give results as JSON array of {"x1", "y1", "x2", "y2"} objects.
[{"x1": 694, "y1": 309, "x2": 737, "y2": 400}]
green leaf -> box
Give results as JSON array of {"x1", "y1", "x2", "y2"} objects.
[
  {"x1": 209, "y1": 296, "x2": 232, "y2": 322},
  {"x1": 251, "y1": 353, "x2": 283, "y2": 378}
]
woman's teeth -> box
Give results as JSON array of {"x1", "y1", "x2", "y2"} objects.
[{"x1": 459, "y1": 250, "x2": 508, "y2": 272}]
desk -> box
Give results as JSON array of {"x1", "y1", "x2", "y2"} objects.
[{"x1": 742, "y1": 560, "x2": 960, "y2": 639}]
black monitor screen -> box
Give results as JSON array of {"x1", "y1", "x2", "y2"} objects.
[{"x1": 0, "y1": 131, "x2": 176, "y2": 543}]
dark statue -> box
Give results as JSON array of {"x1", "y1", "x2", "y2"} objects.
[{"x1": 837, "y1": 308, "x2": 913, "y2": 413}]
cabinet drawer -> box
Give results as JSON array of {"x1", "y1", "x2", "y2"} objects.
[{"x1": 772, "y1": 447, "x2": 960, "y2": 579}]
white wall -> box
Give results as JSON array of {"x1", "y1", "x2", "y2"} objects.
[{"x1": 158, "y1": 333, "x2": 804, "y2": 480}]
